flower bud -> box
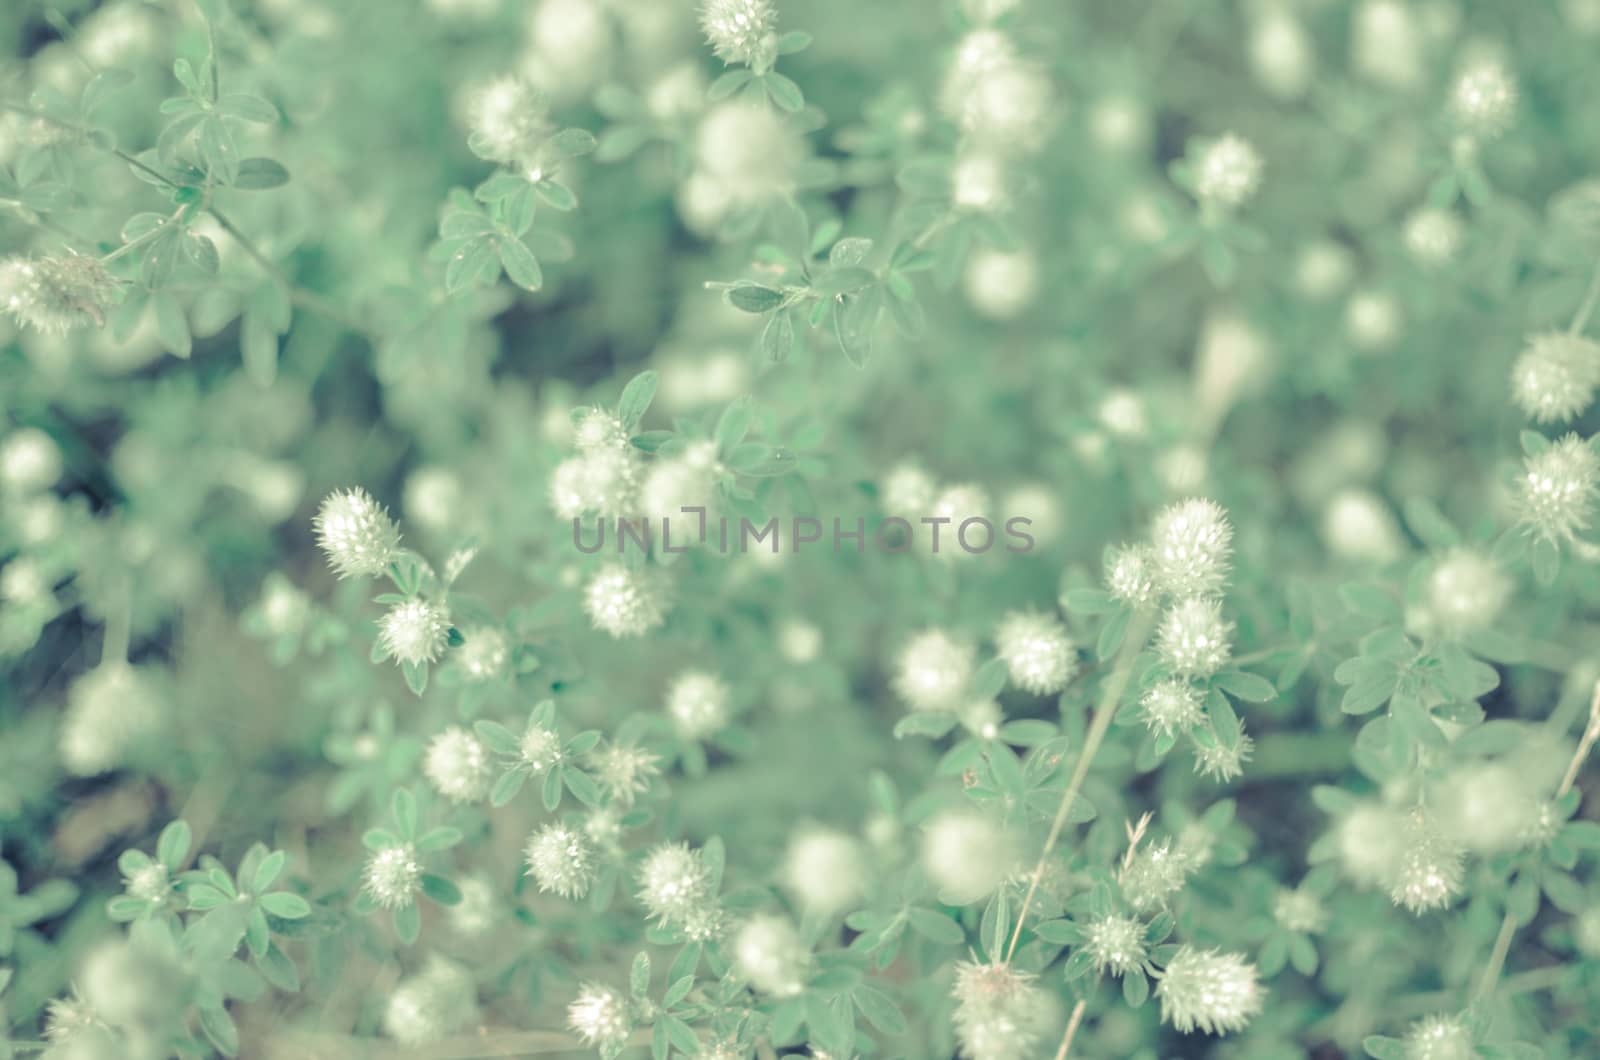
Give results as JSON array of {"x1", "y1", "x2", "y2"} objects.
[
  {"x1": 364, "y1": 844, "x2": 422, "y2": 909},
  {"x1": 379, "y1": 598, "x2": 452, "y2": 666},
  {"x1": 1141, "y1": 679, "x2": 1204, "y2": 737},
  {"x1": 1150, "y1": 499, "x2": 1233, "y2": 597},
  {"x1": 1511, "y1": 333, "x2": 1600, "y2": 423},
  {"x1": 1389, "y1": 812, "x2": 1464, "y2": 914},
  {"x1": 1401, "y1": 1014, "x2": 1473, "y2": 1060},
  {"x1": 666, "y1": 669, "x2": 731, "y2": 741},
  {"x1": 1451, "y1": 57, "x2": 1517, "y2": 140},
  {"x1": 584, "y1": 563, "x2": 669, "y2": 638},
  {"x1": 951, "y1": 962, "x2": 1052, "y2": 1060},
  {"x1": 1193, "y1": 134, "x2": 1262, "y2": 209},
  {"x1": 1518, "y1": 433, "x2": 1600, "y2": 542},
  {"x1": 568, "y1": 983, "x2": 632, "y2": 1051},
  {"x1": 637, "y1": 841, "x2": 722, "y2": 939},
  {"x1": 781, "y1": 827, "x2": 867, "y2": 916},
  {"x1": 699, "y1": 0, "x2": 776, "y2": 67},
  {"x1": 383, "y1": 956, "x2": 478, "y2": 1046},
  {"x1": 893, "y1": 629, "x2": 976, "y2": 711},
  {"x1": 1084, "y1": 914, "x2": 1149, "y2": 976}
]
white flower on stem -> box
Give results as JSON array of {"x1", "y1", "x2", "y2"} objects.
[
  {"x1": 1156, "y1": 946, "x2": 1262, "y2": 1035},
  {"x1": 313, "y1": 488, "x2": 401, "y2": 578},
  {"x1": 994, "y1": 611, "x2": 1076, "y2": 694},
  {"x1": 525, "y1": 823, "x2": 598, "y2": 899},
  {"x1": 379, "y1": 599, "x2": 452, "y2": 666}
]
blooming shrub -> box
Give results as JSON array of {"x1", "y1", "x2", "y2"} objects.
[{"x1": 4, "y1": 1, "x2": 1600, "y2": 1058}]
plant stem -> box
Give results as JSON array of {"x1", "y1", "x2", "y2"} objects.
[
  {"x1": 1473, "y1": 681, "x2": 1600, "y2": 1000},
  {"x1": 1003, "y1": 608, "x2": 1156, "y2": 963},
  {"x1": 1052, "y1": 998, "x2": 1088, "y2": 1060},
  {"x1": 1569, "y1": 258, "x2": 1600, "y2": 337},
  {"x1": 100, "y1": 576, "x2": 132, "y2": 665}
]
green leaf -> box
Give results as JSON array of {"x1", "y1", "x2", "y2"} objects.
[
  {"x1": 152, "y1": 290, "x2": 191, "y2": 358},
  {"x1": 158, "y1": 819, "x2": 192, "y2": 871},
  {"x1": 761, "y1": 309, "x2": 794, "y2": 362},
  {"x1": 763, "y1": 72, "x2": 805, "y2": 112},
  {"x1": 218, "y1": 93, "x2": 279, "y2": 124},
  {"x1": 259, "y1": 892, "x2": 310, "y2": 919},
  {"x1": 630, "y1": 951, "x2": 651, "y2": 998},
  {"x1": 199, "y1": 1004, "x2": 239, "y2": 1057},
  {"x1": 1212, "y1": 670, "x2": 1276, "y2": 703},
  {"x1": 497, "y1": 236, "x2": 544, "y2": 291},
  {"x1": 618, "y1": 370, "x2": 659, "y2": 431},
  {"x1": 252, "y1": 850, "x2": 286, "y2": 893},
  {"x1": 232, "y1": 157, "x2": 290, "y2": 189},
  {"x1": 535, "y1": 180, "x2": 578, "y2": 211},
  {"x1": 715, "y1": 397, "x2": 754, "y2": 452},
  {"x1": 727, "y1": 283, "x2": 787, "y2": 313},
  {"x1": 421, "y1": 874, "x2": 462, "y2": 906},
  {"x1": 708, "y1": 69, "x2": 753, "y2": 101},
  {"x1": 393, "y1": 901, "x2": 420, "y2": 944},
  {"x1": 853, "y1": 984, "x2": 907, "y2": 1036},
  {"x1": 893, "y1": 711, "x2": 957, "y2": 739},
  {"x1": 906, "y1": 907, "x2": 964, "y2": 944}
]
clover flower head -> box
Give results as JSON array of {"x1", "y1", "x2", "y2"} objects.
[
  {"x1": 59, "y1": 663, "x2": 165, "y2": 777},
  {"x1": 994, "y1": 610, "x2": 1076, "y2": 694},
  {"x1": 1519, "y1": 433, "x2": 1600, "y2": 542},
  {"x1": 893, "y1": 628, "x2": 976, "y2": 711},
  {"x1": 1273, "y1": 887, "x2": 1329, "y2": 934},
  {"x1": 456, "y1": 626, "x2": 508, "y2": 681},
  {"x1": 699, "y1": 0, "x2": 776, "y2": 66},
  {"x1": 880, "y1": 461, "x2": 937, "y2": 512},
  {"x1": 424, "y1": 727, "x2": 493, "y2": 803},
  {"x1": 1451, "y1": 58, "x2": 1517, "y2": 139},
  {"x1": 467, "y1": 75, "x2": 552, "y2": 166},
  {"x1": 1156, "y1": 946, "x2": 1262, "y2": 1035},
  {"x1": 638, "y1": 842, "x2": 723, "y2": 938},
  {"x1": 952, "y1": 152, "x2": 1008, "y2": 213},
  {"x1": 695, "y1": 101, "x2": 803, "y2": 207},
  {"x1": 1107, "y1": 544, "x2": 1158, "y2": 606},
  {"x1": 568, "y1": 983, "x2": 632, "y2": 1051},
  {"x1": 1084, "y1": 914, "x2": 1149, "y2": 976},
  {"x1": 525, "y1": 823, "x2": 597, "y2": 899},
  {"x1": 667, "y1": 669, "x2": 730, "y2": 741},
  {"x1": 1158, "y1": 597, "x2": 1233, "y2": 678},
  {"x1": 1402, "y1": 1013, "x2": 1474, "y2": 1060},
  {"x1": 1511, "y1": 333, "x2": 1600, "y2": 423},
  {"x1": 950, "y1": 961, "x2": 1051, "y2": 1060},
  {"x1": 584, "y1": 563, "x2": 669, "y2": 638},
  {"x1": 922, "y1": 809, "x2": 1017, "y2": 903},
  {"x1": 1404, "y1": 207, "x2": 1464, "y2": 266},
  {"x1": 379, "y1": 598, "x2": 452, "y2": 666},
  {"x1": 590, "y1": 742, "x2": 661, "y2": 805},
  {"x1": 551, "y1": 449, "x2": 642, "y2": 520},
  {"x1": 447, "y1": 876, "x2": 498, "y2": 938},
  {"x1": 518, "y1": 722, "x2": 564, "y2": 773},
  {"x1": 1425, "y1": 548, "x2": 1510, "y2": 636},
  {"x1": 1141, "y1": 679, "x2": 1204, "y2": 737},
  {"x1": 0, "y1": 427, "x2": 63, "y2": 494},
  {"x1": 1194, "y1": 133, "x2": 1263, "y2": 208},
  {"x1": 1335, "y1": 802, "x2": 1407, "y2": 888},
  {"x1": 959, "y1": 60, "x2": 1054, "y2": 154},
  {"x1": 733, "y1": 914, "x2": 809, "y2": 996},
  {"x1": 1323, "y1": 488, "x2": 1405, "y2": 564},
  {"x1": 1120, "y1": 839, "x2": 1193, "y2": 913},
  {"x1": 1389, "y1": 814, "x2": 1464, "y2": 914},
  {"x1": 383, "y1": 957, "x2": 477, "y2": 1046},
  {"x1": 573, "y1": 407, "x2": 629, "y2": 453},
  {"x1": 1151, "y1": 498, "x2": 1233, "y2": 596},
  {"x1": 781, "y1": 827, "x2": 867, "y2": 916},
  {"x1": 364, "y1": 844, "x2": 422, "y2": 909},
  {"x1": 0, "y1": 252, "x2": 119, "y2": 334},
  {"x1": 1193, "y1": 727, "x2": 1253, "y2": 782},
  {"x1": 314, "y1": 488, "x2": 402, "y2": 578}
]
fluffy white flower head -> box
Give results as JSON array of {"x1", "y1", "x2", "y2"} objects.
[
  {"x1": 1194, "y1": 134, "x2": 1262, "y2": 208},
  {"x1": 1519, "y1": 434, "x2": 1600, "y2": 542},
  {"x1": 1151, "y1": 498, "x2": 1233, "y2": 596},
  {"x1": 893, "y1": 629, "x2": 976, "y2": 711},
  {"x1": 699, "y1": 0, "x2": 776, "y2": 66},
  {"x1": 424, "y1": 727, "x2": 493, "y2": 803},
  {"x1": 1156, "y1": 946, "x2": 1262, "y2": 1035},
  {"x1": 1511, "y1": 333, "x2": 1600, "y2": 423},
  {"x1": 525, "y1": 823, "x2": 597, "y2": 899},
  {"x1": 568, "y1": 983, "x2": 632, "y2": 1050},
  {"x1": 994, "y1": 611, "x2": 1075, "y2": 694},
  {"x1": 1158, "y1": 597, "x2": 1233, "y2": 678},
  {"x1": 379, "y1": 599, "x2": 452, "y2": 666},
  {"x1": 314, "y1": 488, "x2": 401, "y2": 578},
  {"x1": 585, "y1": 563, "x2": 668, "y2": 638}
]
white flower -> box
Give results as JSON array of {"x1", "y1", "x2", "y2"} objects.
[
  {"x1": 667, "y1": 670, "x2": 730, "y2": 740},
  {"x1": 1402, "y1": 1014, "x2": 1474, "y2": 1060},
  {"x1": 0, "y1": 427, "x2": 63, "y2": 493},
  {"x1": 589, "y1": 743, "x2": 661, "y2": 805},
  {"x1": 467, "y1": 76, "x2": 551, "y2": 167},
  {"x1": 950, "y1": 961, "x2": 1052, "y2": 1060},
  {"x1": 922, "y1": 810, "x2": 1017, "y2": 903},
  {"x1": 994, "y1": 611, "x2": 1076, "y2": 694},
  {"x1": 893, "y1": 629, "x2": 976, "y2": 711},
  {"x1": 1404, "y1": 208, "x2": 1464, "y2": 266},
  {"x1": 1425, "y1": 548, "x2": 1510, "y2": 636},
  {"x1": 525, "y1": 823, "x2": 597, "y2": 899},
  {"x1": 379, "y1": 599, "x2": 452, "y2": 666},
  {"x1": 1106, "y1": 544, "x2": 1157, "y2": 606},
  {"x1": 699, "y1": 0, "x2": 776, "y2": 66},
  {"x1": 1193, "y1": 727, "x2": 1253, "y2": 782},
  {"x1": 1141, "y1": 679, "x2": 1204, "y2": 737},
  {"x1": 364, "y1": 845, "x2": 421, "y2": 909},
  {"x1": 1156, "y1": 946, "x2": 1262, "y2": 1035},
  {"x1": 1519, "y1": 433, "x2": 1600, "y2": 542},
  {"x1": 637, "y1": 842, "x2": 722, "y2": 939},
  {"x1": 1084, "y1": 914, "x2": 1148, "y2": 976},
  {"x1": 568, "y1": 983, "x2": 632, "y2": 1050},
  {"x1": 1451, "y1": 58, "x2": 1517, "y2": 139},
  {"x1": 1121, "y1": 840, "x2": 1193, "y2": 913},
  {"x1": 733, "y1": 914, "x2": 809, "y2": 996},
  {"x1": 60, "y1": 664, "x2": 165, "y2": 777},
  {"x1": 313, "y1": 488, "x2": 401, "y2": 578},
  {"x1": 1389, "y1": 813, "x2": 1464, "y2": 914},
  {"x1": 424, "y1": 727, "x2": 493, "y2": 803},
  {"x1": 383, "y1": 957, "x2": 477, "y2": 1046},
  {"x1": 880, "y1": 461, "x2": 937, "y2": 513},
  {"x1": 1273, "y1": 888, "x2": 1329, "y2": 935},
  {"x1": 456, "y1": 626, "x2": 508, "y2": 681},
  {"x1": 1511, "y1": 333, "x2": 1600, "y2": 423},
  {"x1": 573, "y1": 407, "x2": 629, "y2": 453},
  {"x1": 584, "y1": 563, "x2": 668, "y2": 638},
  {"x1": 1150, "y1": 498, "x2": 1233, "y2": 597},
  {"x1": 1193, "y1": 133, "x2": 1262, "y2": 208},
  {"x1": 781, "y1": 828, "x2": 867, "y2": 916},
  {"x1": 1157, "y1": 598, "x2": 1233, "y2": 679}
]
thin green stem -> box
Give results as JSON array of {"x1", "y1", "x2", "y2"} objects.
[
  {"x1": 1569, "y1": 258, "x2": 1600, "y2": 337},
  {"x1": 1003, "y1": 608, "x2": 1157, "y2": 963}
]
